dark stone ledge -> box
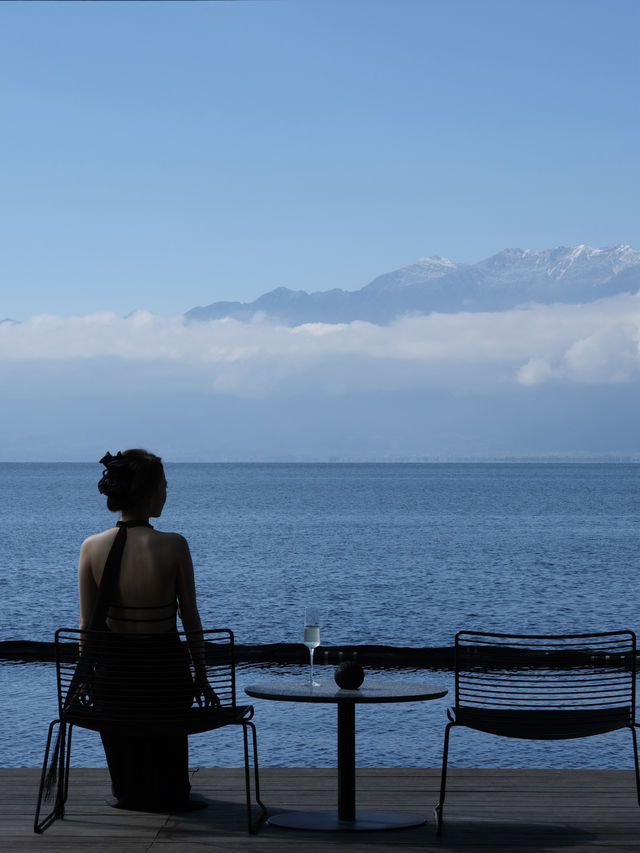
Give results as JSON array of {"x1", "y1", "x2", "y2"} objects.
[{"x1": 0, "y1": 640, "x2": 455, "y2": 669}]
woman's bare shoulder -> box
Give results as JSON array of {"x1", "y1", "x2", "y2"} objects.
[
  {"x1": 153, "y1": 530, "x2": 190, "y2": 551},
  {"x1": 81, "y1": 527, "x2": 118, "y2": 549},
  {"x1": 78, "y1": 528, "x2": 118, "y2": 573}
]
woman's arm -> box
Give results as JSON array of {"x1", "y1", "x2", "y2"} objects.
[
  {"x1": 78, "y1": 538, "x2": 98, "y2": 631},
  {"x1": 175, "y1": 535, "x2": 204, "y2": 634},
  {"x1": 175, "y1": 535, "x2": 219, "y2": 708}
]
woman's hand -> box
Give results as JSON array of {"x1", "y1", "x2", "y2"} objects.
[
  {"x1": 193, "y1": 675, "x2": 220, "y2": 709},
  {"x1": 71, "y1": 680, "x2": 94, "y2": 707}
]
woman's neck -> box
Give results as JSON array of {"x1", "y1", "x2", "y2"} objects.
[{"x1": 119, "y1": 510, "x2": 150, "y2": 524}]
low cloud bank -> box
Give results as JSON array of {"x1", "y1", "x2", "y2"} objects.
[{"x1": 2, "y1": 293, "x2": 640, "y2": 396}]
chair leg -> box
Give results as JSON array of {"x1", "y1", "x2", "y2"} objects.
[
  {"x1": 631, "y1": 725, "x2": 640, "y2": 807},
  {"x1": 241, "y1": 721, "x2": 267, "y2": 833},
  {"x1": 62, "y1": 724, "x2": 73, "y2": 805},
  {"x1": 34, "y1": 720, "x2": 68, "y2": 834},
  {"x1": 247, "y1": 720, "x2": 267, "y2": 814},
  {"x1": 434, "y1": 721, "x2": 454, "y2": 835}
]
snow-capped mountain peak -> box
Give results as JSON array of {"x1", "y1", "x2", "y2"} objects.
[
  {"x1": 416, "y1": 255, "x2": 457, "y2": 270},
  {"x1": 547, "y1": 244, "x2": 640, "y2": 280},
  {"x1": 186, "y1": 244, "x2": 640, "y2": 325}
]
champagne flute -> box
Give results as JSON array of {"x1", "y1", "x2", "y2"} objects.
[{"x1": 303, "y1": 606, "x2": 321, "y2": 686}]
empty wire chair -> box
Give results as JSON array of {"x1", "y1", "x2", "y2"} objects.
[
  {"x1": 34, "y1": 627, "x2": 266, "y2": 834},
  {"x1": 435, "y1": 630, "x2": 640, "y2": 833}
]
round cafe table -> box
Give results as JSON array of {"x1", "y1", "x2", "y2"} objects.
[{"x1": 245, "y1": 679, "x2": 448, "y2": 831}]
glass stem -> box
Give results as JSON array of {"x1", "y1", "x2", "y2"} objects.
[{"x1": 309, "y1": 647, "x2": 315, "y2": 683}]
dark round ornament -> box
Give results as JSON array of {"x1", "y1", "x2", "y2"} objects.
[{"x1": 334, "y1": 661, "x2": 365, "y2": 690}]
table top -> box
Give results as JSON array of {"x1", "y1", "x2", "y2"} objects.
[{"x1": 244, "y1": 679, "x2": 448, "y2": 705}]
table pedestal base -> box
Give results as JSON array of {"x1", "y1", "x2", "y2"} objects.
[{"x1": 267, "y1": 809, "x2": 426, "y2": 831}]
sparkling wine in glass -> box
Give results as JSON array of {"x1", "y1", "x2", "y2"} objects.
[{"x1": 303, "y1": 606, "x2": 321, "y2": 686}]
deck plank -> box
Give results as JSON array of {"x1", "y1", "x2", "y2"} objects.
[{"x1": 5, "y1": 767, "x2": 640, "y2": 852}]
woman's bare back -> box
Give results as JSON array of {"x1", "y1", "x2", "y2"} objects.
[{"x1": 78, "y1": 526, "x2": 201, "y2": 635}]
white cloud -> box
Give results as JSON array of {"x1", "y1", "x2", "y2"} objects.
[
  {"x1": 516, "y1": 358, "x2": 556, "y2": 387},
  {"x1": 2, "y1": 294, "x2": 640, "y2": 397}
]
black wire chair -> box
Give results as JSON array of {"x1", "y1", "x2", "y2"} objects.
[
  {"x1": 34, "y1": 627, "x2": 266, "y2": 834},
  {"x1": 434, "y1": 630, "x2": 640, "y2": 834}
]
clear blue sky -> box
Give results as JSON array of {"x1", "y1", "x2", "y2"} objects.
[{"x1": 1, "y1": 0, "x2": 638, "y2": 319}]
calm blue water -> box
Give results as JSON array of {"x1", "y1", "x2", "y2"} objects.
[{"x1": 2, "y1": 462, "x2": 639, "y2": 768}]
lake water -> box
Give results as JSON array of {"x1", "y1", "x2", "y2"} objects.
[{"x1": 2, "y1": 462, "x2": 639, "y2": 768}]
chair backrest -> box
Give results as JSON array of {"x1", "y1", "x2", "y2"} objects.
[
  {"x1": 54, "y1": 627, "x2": 238, "y2": 736},
  {"x1": 454, "y1": 630, "x2": 636, "y2": 718}
]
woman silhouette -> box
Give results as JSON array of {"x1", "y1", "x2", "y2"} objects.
[{"x1": 78, "y1": 449, "x2": 216, "y2": 811}]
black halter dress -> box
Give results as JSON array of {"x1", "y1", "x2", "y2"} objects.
[{"x1": 94, "y1": 520, "x2": 193, "y2": 811}]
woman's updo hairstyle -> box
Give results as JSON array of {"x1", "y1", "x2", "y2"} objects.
[{"x1": 98, "y1": 449, "x2": 164, "y2": 512}]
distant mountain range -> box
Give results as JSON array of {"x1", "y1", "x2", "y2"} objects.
[{"x1": 186, "y1": 244, "x2": 640, "y2": 325}]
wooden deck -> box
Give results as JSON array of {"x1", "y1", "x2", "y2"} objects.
[{"x1": 4, "y1": 766, "x2": 640, "y2": 852}]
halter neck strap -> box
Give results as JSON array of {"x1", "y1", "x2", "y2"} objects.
[{"x1": 117, "y1": 520, "x2": 153, "y2": 529}]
